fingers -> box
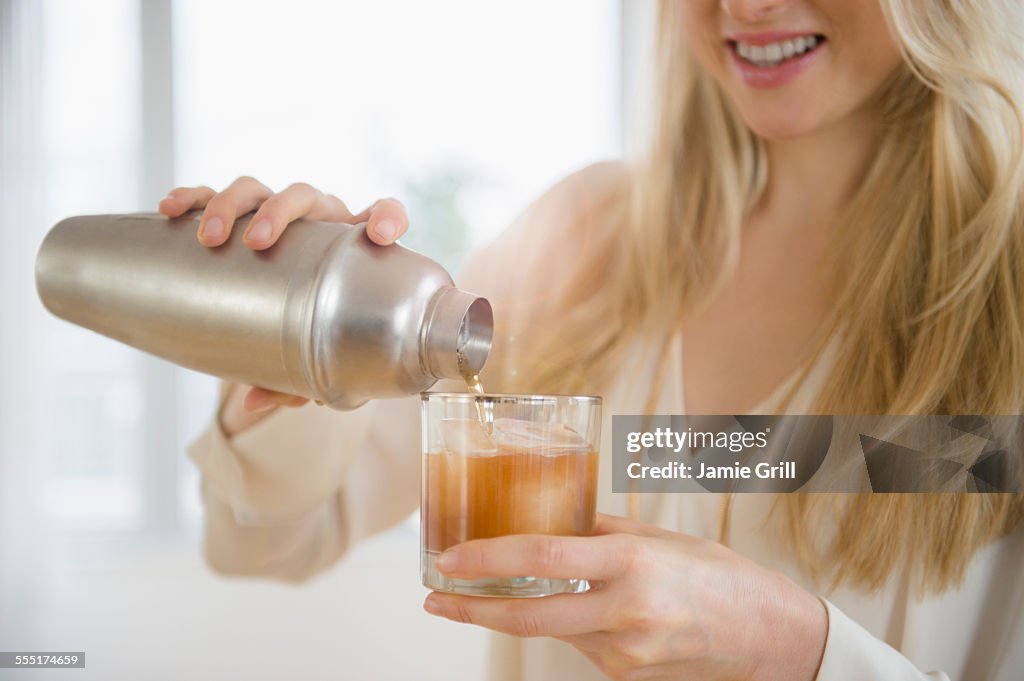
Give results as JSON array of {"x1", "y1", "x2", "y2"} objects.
[
  {"x1": 353, "y1": 197, "x2": 409, "y2": 245},
  {"x1": 243, "y1": 386, "x2": 309, "y2": 412},
  {"x1": 423, "y1": 591, "x2": 614, "y2": 638},
  {"x1": 245, "y1": 183, "x2": 358, "y2": 251},
  {"x1": 197, "y1": 176, "x2": 274, "y2": 247},
  {"x1": 159, "y1": 186, "x2": 215, "y2": 217},
  {"x1": 159, "y1": 177, "x2": 408, "y2": 250},
  {"x1": 434, "y1": 533, "x2": 636, "y2": 582}
]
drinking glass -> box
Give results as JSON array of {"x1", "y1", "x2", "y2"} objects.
[{"x1": 421, "y1": 393, "x2": 602, "y2": 597}]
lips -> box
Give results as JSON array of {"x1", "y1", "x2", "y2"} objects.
[{"x1": 725, "y1": 32, "x2": 827, "y2": 89}]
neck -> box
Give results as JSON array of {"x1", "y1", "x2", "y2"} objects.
[{"x1": 755, "y1": 113, "x2": 880, "y2": 230}]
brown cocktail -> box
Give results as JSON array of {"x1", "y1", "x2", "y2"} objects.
[{"x1": 420, "y1": 394, "x2": 602, "y2": 597}]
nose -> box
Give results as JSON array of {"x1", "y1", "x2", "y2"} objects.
[{"x1": 721, "y1": 0, "x2": 786, "y2": 23}]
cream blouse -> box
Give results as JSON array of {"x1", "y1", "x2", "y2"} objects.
[{"x1": 187, "y1": 167, "x2": 1023, "y2": 681}]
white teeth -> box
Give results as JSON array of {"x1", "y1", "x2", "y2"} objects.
[{"x1": 734, "y1": 34, "x2": 821, "y2": 67}]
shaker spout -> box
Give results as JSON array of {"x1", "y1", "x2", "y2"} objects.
[{"x1": 422, "y1": 287, "x2": 493, "y2": 381}]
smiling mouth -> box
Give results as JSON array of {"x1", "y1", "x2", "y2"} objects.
[{"x1": 728, "y1": 34, "x2": 827, "y2": 68}]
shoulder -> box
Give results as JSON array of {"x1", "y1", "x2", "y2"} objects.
[
  {"x1": 456, "y1": 162, "x2": 630, "y2": 391},
  {"x1": 530, "y1": 159, "x2": 630, "y2": 217},
  {"x1": 458, "y1": 160, "x2": 630, "y2": 294},
  {"x1": 495, "y1": 159, "x2": 628, "y2": 249}
]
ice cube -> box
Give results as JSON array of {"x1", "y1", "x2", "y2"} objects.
[
  {"x1": 513, "y1": 476, "x2": 581, "y2": 535},
  {"x1": 492, "y1": 418, "x2": 588, "y2": 452},
  {"x1": 440, "y1": 418, "x2": 497, "y2": 456}
]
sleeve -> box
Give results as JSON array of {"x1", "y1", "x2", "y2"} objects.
[
  {"x1": 816, "y1": 600, "x2": 950, "y2": 681},
  {"x1": 187, "y1": 390, "x2": 422, "y2": 582}
]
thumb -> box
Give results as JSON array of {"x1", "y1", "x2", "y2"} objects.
[{"x1": 243, "y1": 386, "x2": 310, "y2": 412}]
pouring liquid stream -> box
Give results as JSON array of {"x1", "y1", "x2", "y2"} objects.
[
  {"x1": 464, "y1": 372, "x2": 484, "y2": 395},
  {"x1": 458, "y1": 350, "x2": 487, "y2": 421}
]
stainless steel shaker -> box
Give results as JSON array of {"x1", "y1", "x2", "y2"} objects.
[{"x1": 35, "y1": 212, "x2": 492, "y2": 409}]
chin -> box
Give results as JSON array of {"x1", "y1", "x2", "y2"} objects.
[{"x1": 738, "y1": 108, "x2": 823, "y2": 141}]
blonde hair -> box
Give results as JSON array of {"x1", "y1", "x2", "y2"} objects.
[{"x1": 491, "y1": 0, "x2": 1024, "y2": 594}]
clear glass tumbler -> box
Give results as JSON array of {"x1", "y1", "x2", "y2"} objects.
[{"x1": 421, "y1": 393, "x2": 602, "y2": 597}]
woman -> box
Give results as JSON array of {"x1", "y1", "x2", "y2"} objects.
[{"x1": 163, "y1": 0, "x2": 1024, "y2": 679}]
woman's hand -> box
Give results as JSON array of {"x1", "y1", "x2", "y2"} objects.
[
  {"x1": 423, "y1": 514, "x2": 827, "y2": 681},
  {"x1": 157, "y1": 176, "x2": 410, "y2": 434}
]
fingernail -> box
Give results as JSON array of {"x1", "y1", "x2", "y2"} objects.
[
  {"x1": 247, "y1": 219, "x2": 273, "y2": 243},
  {"x1": 435, "y1": 550, "x2": 456, "y2": 572},
  {"x1": 202, "y1": 217, "x2": 224, "y2": 240},
  {"x1": 423, "y1": 596, "x2": 441, "y2": 615},
  {"x1": 162, "y1": 193, "x2": 176, "y2": 202},
  {"x1": 374, "y1": 219, "x2": 398, "y2": 242}
]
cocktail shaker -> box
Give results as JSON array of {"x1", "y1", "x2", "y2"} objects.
[{"x1": 35, "y1": 212, "x2": 493, "y2": 409}]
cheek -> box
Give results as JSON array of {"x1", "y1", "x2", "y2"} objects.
[
  {"x1": 858, "y1": 36, "x2": 903, "y2": 90},
  {"x1": 677, "y1": 3, "x2": 725, "y2": 77},
  {"x1": 829, "y1": 33, "x2": 904, "y2": 116},
  {"x1": 827, "y1": 4, "x2": 905, "y2": 113}
]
